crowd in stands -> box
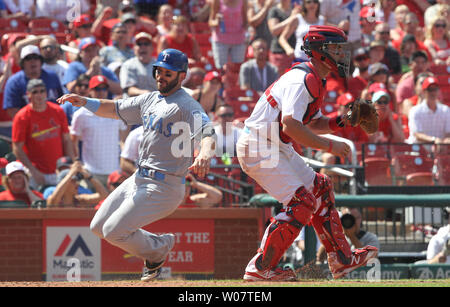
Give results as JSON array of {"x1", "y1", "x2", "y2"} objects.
[{"x1": 0, "y1": 0, "x2": 449, "y2": 211}]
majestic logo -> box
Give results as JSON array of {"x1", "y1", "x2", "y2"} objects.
[{"x1": 54, "y1": 234, "x2": 93, "y2": 257}]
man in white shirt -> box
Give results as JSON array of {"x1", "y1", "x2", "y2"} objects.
[
  {"x1": 71, "y1": 75, "x2": 128, "y2": 187},
  {"x1": 408, "y1": 76, "x2": 450, "y2": 145},
  {"x1": 120, "y1": 125, "x2": 143, "y2": 175},
  {"x1": 427, "y1": 207, "x2": 450, "y2": 264}
]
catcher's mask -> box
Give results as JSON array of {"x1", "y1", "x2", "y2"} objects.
[{"x1": 302, "y1": 25, "x2": 351, "y2": 78}]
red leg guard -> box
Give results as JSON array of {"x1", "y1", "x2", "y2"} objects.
[
  {"x1": 255, "y1": 186, "x2": 316, "y2": 271},
  {"x1": 310, "y1": 173, "x2": 352, "y2": 264}
]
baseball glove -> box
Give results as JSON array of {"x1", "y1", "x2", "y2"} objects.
[{"x1": 346, "y1": 99, "x2": 379, "y2": 134}]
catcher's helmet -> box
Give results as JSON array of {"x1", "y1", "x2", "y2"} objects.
[
  {"x1": 302, "y1": 25, "x2": 350, "y2": 78},
  {"x1": 152, "y1": 48, "x2": 188, "y2": 78}
]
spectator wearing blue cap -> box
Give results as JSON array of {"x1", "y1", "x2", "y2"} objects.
[{"x1": 62, "y1": 37, "x2": 122, "y2": 98}]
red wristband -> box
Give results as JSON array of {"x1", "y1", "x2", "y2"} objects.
[{"x1": 327, "y1": 140, "x2": 333, "y2": 153}]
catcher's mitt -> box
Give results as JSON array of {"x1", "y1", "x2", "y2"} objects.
[{"x1": 346, "y1": 99, "x2": 379, "y2": 134}]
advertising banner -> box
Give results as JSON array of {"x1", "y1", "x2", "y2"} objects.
[
  {"x1": 43, "y1": 218, "x2": 214, "y2": 280},
  {"x1": 102, "y1": 219, "x2": 215, "y2": 276},
  {"x1": 43, "y1": 220, "x2": 101, "y2": 281}
]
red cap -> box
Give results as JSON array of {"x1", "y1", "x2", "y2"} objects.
[
  {"x1": 73, "y1": 14, "x2": 92, "y2": 28},
  {"x1": 89, "y1": 75, "x2": 108, "y2": 89},
  {"x1": 107, "y1": 170, "x2": 128, "y2": 186},
  {"x1": 337, "y1": 92, "x2": 355, "y2": 106},
  {"x1": 0, "y1": 157, "x2": 9, "y2": 169},
  {"x1": 368, "y1": 82, "x2": 387, "y2": 93},
  {"x1": 360, "y1": 6, "x2": 375, "y2": 19},
  {"x1": 204, "y1": 71, "x2": 221, "y2": 82},
  {"x1": 422, "y1": 77, "x2": 438, "y2": 90}
]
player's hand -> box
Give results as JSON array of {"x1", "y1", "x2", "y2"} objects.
[
  {"x1": 330, "y1": 140, "x2": 351, "y2": 162},
  {"x1": 57, "y1": 94, "x2": 87, "y2": 107},
  {"x1": 188, "y1": 155, "x2": 211, "y2": 179}
]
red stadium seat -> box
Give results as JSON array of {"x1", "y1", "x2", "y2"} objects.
[
  {"x1": 392, "y1": 153, "x2": 434, "y2": 185},
  {"x1": 223, "y1": 86, "x2": 259, "y2": 102},
  {"x1": 193, "y1": 33, "x2": 212, "y2": 47},
  {"x1": 389, "y1": 143, "x2": 428, "y2": 158},
  {"x1": 0, "y1": 18, "x2": 27, "y2": 38},
  {"x1": 363, "y1": 157, "x2": 392, "y2": 186},
  {"x1": 228, "y1": 99, "x2": 256, "y2": 120},
  {"x1": 405, "y1": 172, "x2": 434, "y2": 186},
  {"x1": 321, "y1": 103, "x2": 337, "y2": 116},
  {"x1": 429, "y1": 64, "x2": 449, "y2": 75},
  {"x1": 28, "y1": 18, "x2": 67, "y2": 35},
  {"x1": 361, "y1": 143, "x2": 389, "y2": 159},
  {"x1": 190, "y1": 22, "x2": 211, "y2": 34}
]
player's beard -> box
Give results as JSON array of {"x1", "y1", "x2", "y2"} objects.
[{"x1": 158, "y1": 73, "x2": 180, "y2": 94}]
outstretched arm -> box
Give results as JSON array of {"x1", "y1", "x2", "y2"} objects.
[{"x1": 57, "y1": 93, "x2": 119, "y2": 119}]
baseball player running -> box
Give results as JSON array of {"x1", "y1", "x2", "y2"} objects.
[
  {"x1": 237, "y1": 26, "x2": 378, "y2": 281},
  {"x1": 57, "y1": 49, "x2": 216, "y2": 281}
]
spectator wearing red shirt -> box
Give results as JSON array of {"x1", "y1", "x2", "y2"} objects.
[
  {"x1": 11, "y1": 79, "x2": 75, "y2": 188},
  {"x1": 0, "y1": 161, "x2": 43, "y2": 206},
  {"x1": 348, "y1": 47, "x2": 369, "y2": 99},
  {"x1": 395, "y1": 50, "x2": 429, "y2": 108},
  {"x1": 370, "y1": 90, "x2": 407, "y2": 144},
  {"x1": 157, "y1": 15, "x2": 204, "y2": 67}
]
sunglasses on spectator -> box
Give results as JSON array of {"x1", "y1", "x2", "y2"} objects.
[
  {"x1": 355, "y1": 56, "x2": 369, "y2": 62},
  {"x1": 136, "y1": 41, "x2": 151, "y2": 47},
  {"x1": 426, "y1": 87, "x2": 439, "y2": 92},
  {"x1": 377, "y1": 31, "x2": 390, "y2": 35},
  {"x1": 376, "y1": 99, "x2": 389, "y2": 105},
  {"x1": 94, "y1": 87, "x2": 108, "y2": 92},
  {"x1": 434, "y1": 23, "x2": 446, "y2": 28},
  {"x1": 79, "y1": 24, "x2": 92, "y2": 29},
  {"x1": 218, "y1": 113, "x2": 234, "y2": 118},
  {"x1": 41, "y1": 45, "x2": 57, "y2": 50},
  {"x1": 114, "y1": 30, "x2": 127, "y2": 34},
  {"x1": 305, "y1": 0, "x2": 319, "y2": 3},
  {"x1": 76, "y1": 83, "x2": 89, "y2": 89},
  {"x1": 31, "y1": 89, "x2": 46, "y2": 95}
]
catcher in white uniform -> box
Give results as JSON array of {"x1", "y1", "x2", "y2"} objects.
[
  {"x1": 237, "y1": 26, "x2": 378, "y2": 281},
  {"x1": 57, "y1": 49, "x2": 216, "y2": 282}
]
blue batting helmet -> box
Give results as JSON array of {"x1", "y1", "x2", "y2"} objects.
[{"x1": 152, "y1": 49, "x2": 188, "y2": 78}]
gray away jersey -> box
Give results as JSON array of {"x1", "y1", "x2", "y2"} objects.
[{"x1": 116, "y1": 88, "x2": 212, "y2": 177}]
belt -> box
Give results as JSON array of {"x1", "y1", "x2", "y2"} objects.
[{"x1": 138, "y1": 167, "x2": 185, "y2": 184}]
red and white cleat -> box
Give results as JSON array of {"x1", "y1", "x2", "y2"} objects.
[
  {"x1": 243, "y1": 267, "x2": 297, "y2": 282},
  {"x1": 328, "y1": 245, "x2": 378, "y2": 279}
]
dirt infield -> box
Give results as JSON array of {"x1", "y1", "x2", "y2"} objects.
[{"x1": 1, "y1": 279, "x2": 450, "y2": 287}]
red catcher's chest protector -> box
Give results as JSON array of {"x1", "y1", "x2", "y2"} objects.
[{"x1": 264, "y1": 62, "x2": 326, "y2": 144}]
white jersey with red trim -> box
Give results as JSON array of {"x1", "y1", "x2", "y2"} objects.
[{"x1": 243, "y1": 66, "x2": 323, "y2": 146}]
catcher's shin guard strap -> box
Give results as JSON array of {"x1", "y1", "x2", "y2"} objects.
[
  {"x1": 311, "y1": 206, "x2": 351, "y2": 265},
  {"x1": 256, "y1": 220, "x2": 302, "y2": 271}
]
